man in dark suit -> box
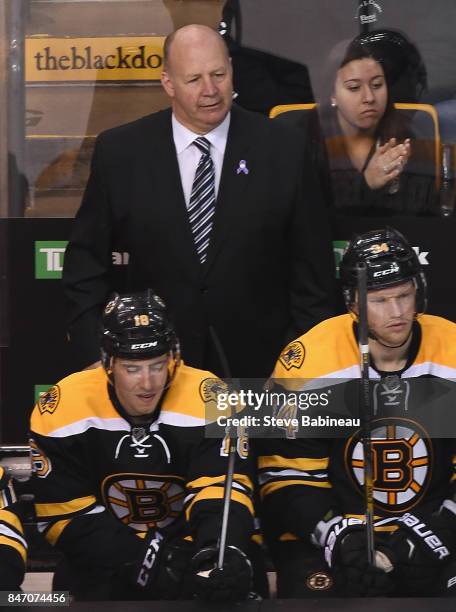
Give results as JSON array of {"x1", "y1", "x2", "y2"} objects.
[{"x1": 63, "y1": 24, "x2": 337, "y2": 378}]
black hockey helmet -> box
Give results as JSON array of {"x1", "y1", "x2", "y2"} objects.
[
  {"x1": 340, "y1": 227, "x2": 427, "y2": 315},
  {"x1": 101, "y1": 289, "x2": 181, "y2": 380}
]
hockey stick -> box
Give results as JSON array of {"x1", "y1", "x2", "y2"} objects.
[
  {"x1": 208, "y1": 325, "x2": 239, "y2": 569},
  {"x1": 357, "y1": 262, "x2": 375, "y2": 566}
]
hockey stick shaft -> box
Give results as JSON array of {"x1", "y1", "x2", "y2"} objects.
[
  {"x1": 218, "y1": 445, "x2": 236, "y2": 568},
  {"x1": 357, "y1": 263, "x2": 375, "y2": 566},
  {"x1": 209, "y1": 325, "x2": 239, "y2": 569}
]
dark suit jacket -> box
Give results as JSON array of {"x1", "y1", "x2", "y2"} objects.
[{"x1": 62, "y1": 105, "x2": 337, "y2": 378}]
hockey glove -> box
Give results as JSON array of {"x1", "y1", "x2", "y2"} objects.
[
  {"x1": 314, "y1": 516, "x2": 394, "y2": 596},
  {"x1": 132, "y1": 530, "x2": 166, "y2": 593},
  {"x1": 191, "y1": 545, "x2": 253, "y2": 602},
  {"x1": 387, "y1": 508, "x2": 454, "y2": 595},
  {"x1": 125, "y1": 530, "x2": 194, "y2": 599}
]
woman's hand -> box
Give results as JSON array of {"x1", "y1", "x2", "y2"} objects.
[{"x1": 364, "y1": 138, "x2": 411, "y2": 190}]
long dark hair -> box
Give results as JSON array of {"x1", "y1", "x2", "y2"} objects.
[
  {"x1": 320, "y1": 30, "x2": 425, "y2": 142},
  {"x1": 339, "y1": 36, "x2": 398, "y2": 141}
]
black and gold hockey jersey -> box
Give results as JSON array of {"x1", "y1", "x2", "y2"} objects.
[
  {"x1": 30, "y1": 365, "x2": 254, "y2": 574},
  {"x1": 0, "y1": 466, "x2": 27, "y2": 589},
  {"x1": 257, "y1": 314, "x2": 456, "y2": 542}
]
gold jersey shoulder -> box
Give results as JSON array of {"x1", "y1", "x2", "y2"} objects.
[
  {"x1": 30, "y1": 367, "x2": 116, "y2": 435},
  {"x1": 161, "y1": 363, "x2": 223, "y2": 425},
  {"x1": 31, "y1": 364, "x2": 227, "y2": 434},
  {"x1": 415, "y1": 315, "x2": 456, "y2": 370},
  {"x1": 274, "y1": 315, "x2": 358, "y2": 382}
]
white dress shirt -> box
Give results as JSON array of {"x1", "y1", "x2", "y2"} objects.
[{"x1": 171, "y1": 113, "x2": 230, "y2": 208}]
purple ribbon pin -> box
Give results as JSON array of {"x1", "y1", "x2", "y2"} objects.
[{"x1": 236, "y1": 159, "x2": 249, "y2": 175}]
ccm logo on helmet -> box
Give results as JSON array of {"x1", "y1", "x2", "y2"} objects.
[
  {"x1": 372, "y1": 263, "x2": 400, "y2": 278},
  {"x1": 131, "y1": 342, "x2": 158, "y2": 349}
]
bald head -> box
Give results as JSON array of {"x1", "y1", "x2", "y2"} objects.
[
  {"x1": 163, "y1": 25, "x2": 229, "y2": 72},
  {"x1": 161, "y1": 24, "x2": 233, "y2": 134}
]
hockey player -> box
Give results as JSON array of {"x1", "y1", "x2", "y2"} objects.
[
  {"x1": 258, "y1": 228, "x2": 456, "y2": 597},
  {"x1": 0, "y1": 466, "x2": 27, "y2": 589},
  {"x1": 30, "y1": 290, "x2": 258, "y2": 600}
]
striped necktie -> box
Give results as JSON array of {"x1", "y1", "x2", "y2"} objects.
[{"x1": 188, "y1": 137, "x2": 216, "y2": 264}]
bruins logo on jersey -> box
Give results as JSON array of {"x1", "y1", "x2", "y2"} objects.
[
  {"x1": 199, "y1": 378, "x2": 229, "y2": 403},
  {"x1": 38, "y1": 385, "x2": 60, "y2": 415},
  {"x1": 102, "y1": 473, "x2": 185, "y2": 531},
  {"x1": 345, "y1": 418, "x2": 432, "y2": 513},
  {"x1": 279, "y1": 341, "x2": 305, "y2": 371},
  {"x1": 30, "y1": 439, "x2": 52, "y2": 478},
  {"x1": 306, "y1": 571, "x2": 333, "y2": 591}
]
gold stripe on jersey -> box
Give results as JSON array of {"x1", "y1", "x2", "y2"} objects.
[
  {"x1": 0, "y1": 509, "x2": 27, "y2": 563},
  {"x1": 185, "y1": 486, "x2": 254, "y2": 519},
  {"x1": 187, "y1": 474, "x2": 253, "y2": 493},
  {"x1": 35, "y1": 495, "x2": 96, "y2": 518},
  {"x1": 258, "y1": 455, "x2": 328, "y2": 472},
  {"x1": 0, "y1": 509, "x2": 23, "y2": 534},
  {"x1": 260, "y1": 479, "x2": 331, "y2": 498},
  {"x1": 0, "y1": 489, "x2": 12, "y2": 509},
  {"x1": 279, "y1": 532, "x2": 299, "y2": 542},
  {"x1": 45, "y1": 519, "x2": 72, "y2": 545},
  {"x1": 0, "y1": 475, "x2": 16, "y2": 509},
  {"x1": 31, "y1": 363, "x2": 220, "y2": 437},
  {"x1": 0, "y1": 535, "x2": 26, "y2": 563},
  {"x1": 0, "y1": 491, "x2": 7, "y2": 508}
]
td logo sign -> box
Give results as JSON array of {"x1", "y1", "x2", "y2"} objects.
[
  {"x1": 34, "y1": 384, "x2": 52, "y2": 404},
  {"x1": 35, "y1": 242, "x2": 130, "y2": 279},
  {"x1": 333, "y1": 240, "x2": 349, "y2": 278},
  {"x1": 35, "y1": 241, "x2": 68, "y2": 279}
]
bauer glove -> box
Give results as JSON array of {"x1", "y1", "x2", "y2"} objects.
[
  {"x1": 314, "y1": 515, "x2": 394, "y2": 596},
  {"x1": 387, "y1": 508, "x2": 454, "y2": 595}
]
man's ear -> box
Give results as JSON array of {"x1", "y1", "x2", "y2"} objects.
[{"x1": 161, "y1": 69, "x2": 175, "y2": 97}]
